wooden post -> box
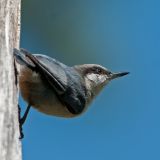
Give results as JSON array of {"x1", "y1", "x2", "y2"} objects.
[{"x1": 0, "y1": 0, "x2": 22, "y2": 159}]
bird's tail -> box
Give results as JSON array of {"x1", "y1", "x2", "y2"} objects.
[{"x1": 13, "y1": 48, "x2": 35, "y2": 69}]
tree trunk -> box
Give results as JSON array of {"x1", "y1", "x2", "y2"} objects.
[{"x1": 0, "y1": 0, "x2": 22, "y2": 160}]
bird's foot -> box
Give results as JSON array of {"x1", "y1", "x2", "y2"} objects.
[{"x1": 18, "y1": 105, "x2": 24, "y2": 139}]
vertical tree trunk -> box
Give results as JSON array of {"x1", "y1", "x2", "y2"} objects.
[{"x1": 0, "y1": 0, "x2": 22, "y2": 160}]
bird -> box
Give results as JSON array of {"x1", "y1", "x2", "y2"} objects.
[{"x1": 13, "y1": 48, "x2": 129, "y2": 126}]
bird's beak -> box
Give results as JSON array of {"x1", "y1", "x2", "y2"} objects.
[{"x1": 109, "y1": 72, "x2": 129, "y2": 80}]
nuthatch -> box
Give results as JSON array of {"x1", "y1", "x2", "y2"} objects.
[{"x1": 14, "y1": 48, "x2": 129, "y2": 125}]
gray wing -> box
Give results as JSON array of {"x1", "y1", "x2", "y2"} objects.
[
  {"x1": 14, "y1": 48, "x2": 86, "y2": 114},
  {"x1": 20, "y1": 48, "x2": 67, "y2": 94}
]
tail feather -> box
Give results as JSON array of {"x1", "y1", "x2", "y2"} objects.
[{"x1": 13, "y1": 48, "x2": 36, "y2": 69}]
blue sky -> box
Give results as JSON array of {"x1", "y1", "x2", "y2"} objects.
[{"x1": 20, "y1": 0, "x2": 160, "y2": 160}]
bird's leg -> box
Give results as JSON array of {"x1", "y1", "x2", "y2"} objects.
[
  {"x1": 20, "y1": 104, "x2": 31, "y2": 125},
  {"x1": 18, "y1": 104, "x2": 31, "y2": 139}
]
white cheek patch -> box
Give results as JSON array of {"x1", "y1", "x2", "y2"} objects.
[
  {"x1": 87, "y1": 73, "x2": 97, "y2": 81},
  {"x1": 98, "y1": 74, "x2": 107, "y2": 83},
  {"x1": 87, "y1": 73, "x2": 107, "y2": 84}
]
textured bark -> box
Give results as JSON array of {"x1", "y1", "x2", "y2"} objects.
[{"x1": 0, "y1": 0, "x2": 22, "y2": 160}]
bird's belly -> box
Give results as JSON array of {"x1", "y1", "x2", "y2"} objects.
[
  {"x1": 33, "y1": 93, "x2": 75, "y2": 118},
  {"x1": 19, "y1": 68, "x2": 75, "y2": 118}
]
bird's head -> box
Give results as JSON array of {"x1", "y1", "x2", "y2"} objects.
[{"x1": 74, "y1": 64, "x2": 129, "y2": 104}]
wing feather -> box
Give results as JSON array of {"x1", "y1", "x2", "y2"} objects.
[{"x1": 20, "y1": 48, "x2": 67, "y2": 94}]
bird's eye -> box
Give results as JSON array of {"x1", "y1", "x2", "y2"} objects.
[{"x1": 95, "y1": 68, "x2": 102, "y2": 74}]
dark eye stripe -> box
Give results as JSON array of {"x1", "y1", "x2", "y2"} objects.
[
  {"x1": 85, "y1": 66, "x2": 107, "y2": 75},
  {"x1": 96, "y1": 68, "x2": 101, "y2": 73}
]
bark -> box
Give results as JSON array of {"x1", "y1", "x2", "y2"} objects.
[{"x1": 0, "y1": 0, "x2": 22, "y2": 160}]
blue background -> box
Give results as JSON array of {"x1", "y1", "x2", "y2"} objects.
[{"x1": 20, "y1": 0, "x2": 160, "y2": 160}]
